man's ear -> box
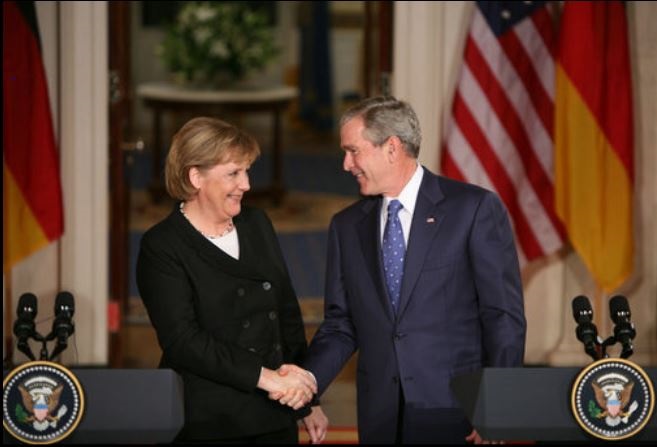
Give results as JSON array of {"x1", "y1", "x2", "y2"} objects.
[{"x1": 386, "y1": 136, "x2": 402, "y2": 162}]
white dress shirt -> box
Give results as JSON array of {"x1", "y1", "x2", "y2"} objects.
[{"x1": 380, "y1": 163, "x2": 424, "y2": 246}]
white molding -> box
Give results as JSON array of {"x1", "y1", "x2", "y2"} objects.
[
  {"x1": 393, "y1": 1, "x2": 471, "y2": 173},
  {"x1": 393, "y1": 1, "x2": 440, "y2": 172},
  {"x1": 59, "y1": 1, "x2": 108, "y2": 365}
]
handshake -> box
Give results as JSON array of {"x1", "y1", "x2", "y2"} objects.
[{"x1": 258, "y1": 364, "x2": 317, "y2": 410}]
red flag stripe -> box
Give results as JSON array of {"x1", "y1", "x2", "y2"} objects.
[
  {"x1": 451, "y1": 95, "x2": 514, "y2": 200},
  {"x1": 530, "y1": 7, "x2": 556, "y2": 59},
  {"x1": 448, "y1": 95, "x2": 544, "y2": 260},
  {"x1": 441, "y1": 3, "x2": 563, "y2": 264},
  {"x1": 465, "y1": 35, "x2": 549, "y2": 186},
  {"x1": 443, "y1": 123, "x2": 529, "y2": 267},
  {"x1": 464, "y1": 34, "x2": 565, "y2": 243},
  {"x1": 440, "y1": 149, "x2": 466, "y2": 183},
  {"x1": 502, "y1": 22, "x2": 554, "y2": 132},
  {"x1": 469, "y1": 11, "x2": 554, "y2": 182},
  {"x1": 457, "y1": 65, "x2": 561, "y2": 255},
  {"x1": 442, "y1": 132, "x2": 529, "y2": 266},
  {"x1": 444, "y1": 118, "x2": 495, "y2": 190}
]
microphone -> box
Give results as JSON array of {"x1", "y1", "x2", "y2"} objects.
[
  {"x1": 13, "y1": 293, "x2": 38, "y2": 360},
  {"x1": 609, "y1": 295, "x2": 636, "y2": 359},
  {"x1": 571, "y1": 295, "x2": 600, "y2": 361},
  {"x1": 48, "y1": 291, "x2": 75, "y2": 360}
]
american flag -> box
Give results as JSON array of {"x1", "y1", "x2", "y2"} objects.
[{"x1": 441, "y1": 1, "x2": 565, "y2": 265}]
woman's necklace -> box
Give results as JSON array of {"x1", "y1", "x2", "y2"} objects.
[{"x1": 179, "y1": 202, "x2": 234, "y2": 239}]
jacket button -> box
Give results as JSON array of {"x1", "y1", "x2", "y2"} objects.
[
  {"x1": 242, "y1": 319, "x2": 250, "y2": 328},
  {"x1": 262, "y1": 281, "x2": 272, "y2": 291},
  {"x1": 273, "y1": 343, "x2": 281, "y2": 351},
  {"x1": 248, "y1": 347, "x2": 256, "y2": 353},
  {"x1": 237, "y1": 288, "x2": 245, "y2": 297},
  {"x1": 268, "y1": 311, "x2": 277, "y2": 320}
]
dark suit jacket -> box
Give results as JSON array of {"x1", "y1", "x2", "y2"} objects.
[
  {"x1": 304, "y1": 168, "x2": 526, "y2": 443},
  {"x1": 136, "y1": 204, "x2": 308, "y2": 441}
]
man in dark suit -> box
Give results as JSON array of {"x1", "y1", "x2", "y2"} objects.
[{"x1": 302, "y1": 97, "x2": 526, "y2": 443}]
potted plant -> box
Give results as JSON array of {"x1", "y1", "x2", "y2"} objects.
[{"x1": 158, "y1": 2, "x2": 279, "y2": 88}]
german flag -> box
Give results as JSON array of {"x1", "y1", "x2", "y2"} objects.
[
  {"x1": 3, "y1": 1, "x2": 63, "y2": 271},
  {"x1": 555, "y1": 1, "x2": 634, "y2": 292}
]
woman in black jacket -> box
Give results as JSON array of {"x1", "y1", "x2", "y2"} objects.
[{"x1": 137, "y1": 117, "x2": 327, "y2": 443}]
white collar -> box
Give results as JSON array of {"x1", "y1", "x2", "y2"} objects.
[{"x1": 382, "y1": 163, "x2": 423, "y2": 216}]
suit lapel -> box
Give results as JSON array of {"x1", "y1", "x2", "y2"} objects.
[
  {"x1": 356, "y1": 198, "x2": 395, "y2": 322},
  {"x1": 173, "y1": 206, "x2": 267, "y2": 280},
  {"x1": 397, "y1": 170, "x2": 445, "y2": 319}
]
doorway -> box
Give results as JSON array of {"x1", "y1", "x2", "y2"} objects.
[{"x1": 108, "y1": 1, "x2": 392, "y2": 369}]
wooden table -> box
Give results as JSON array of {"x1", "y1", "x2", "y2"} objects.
[{"x1": 136, "y1": 82, "x2": 298, "y2": 204}]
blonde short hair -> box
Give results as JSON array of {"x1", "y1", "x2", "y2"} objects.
[{"x1": 165, "y1": 117, "x2": 261, "y2": 200}]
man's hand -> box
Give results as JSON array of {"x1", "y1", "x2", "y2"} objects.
[
  {"x1": 257, "y1": 366, "x2": 317, "y2": 410},
  {"x1": 466, "y1": 428, "x2": 505, "y2": 444},
  {"x1": 302, "y1": 405, "x2": 328, "y2": 444},
  {"x1": 268, "y1": 364, "x2": 318, "y2": 408},
  {"x1": 466, "y1": 429, "x2": 482, "y2": 444}
]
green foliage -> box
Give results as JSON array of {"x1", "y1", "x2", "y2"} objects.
[
  {"x1": 15, "y1": 404, "x2": 28, "y2": 423},
  {"x1": 588, "y1": 399, "x2": 602, "y2": 418},
  {"x1": 158, "y1": 2, "x2": 279, "y2": 86}
]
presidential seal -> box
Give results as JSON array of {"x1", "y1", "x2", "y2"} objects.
[
  {"x1": 3, "y1": 361, "x2": 85, "y2": 444},
  {"x1": 571, "y1": 358, "x2": 654, "y2": 441}
]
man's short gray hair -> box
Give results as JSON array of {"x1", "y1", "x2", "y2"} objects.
[{"x1": 340, "y1": 96, "x2": 421, "y2": 158}]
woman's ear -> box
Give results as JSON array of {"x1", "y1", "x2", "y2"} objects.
[{"x1": 189, "y1": 166, "x2": 202, "y2": 190}]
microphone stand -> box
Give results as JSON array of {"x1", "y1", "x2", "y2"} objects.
[
  {"x1": 13, "y1": 328, "x2": 72, "y2": 363},
  {"x1": 30, "y1": 332, "x2": 51, "y2": 361},
  {"x1": 594, "y1": 334, "x2": 634, "y2": 360},
  {"x1": 48, "y1": 336, "x2": 69, "y2": 361},
  {"x1": 16, "y1": 337, "x2": 36, "y2": 361},
  {"x1": 599, "y1": 335, "x2": 616, "y2": 359}
]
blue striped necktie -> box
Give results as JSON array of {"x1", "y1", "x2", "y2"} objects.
[{"x1": 382, "y1": 200, "x2": 405, "y2": 313}]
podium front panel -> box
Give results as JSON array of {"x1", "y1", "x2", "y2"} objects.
[
  {"x1": 4, "y1": 368, "x2": 184, "y2": 444},
  {"x1": 451, "y1": 367, "x2": 656, "y2": 442}
]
